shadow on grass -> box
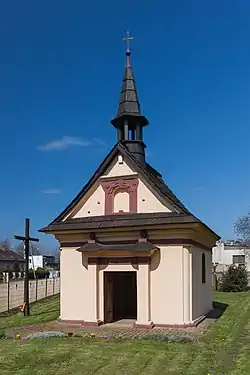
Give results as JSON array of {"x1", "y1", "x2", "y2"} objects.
[
  {"x1": 31, "y1": 308, "x2": 59, "y2": 317},
  {"x1": 206, "y1": 301, "x2": 229, "y2": 319},
  {"x1": 0, "y1": 295, "x2": 59, "y2": 319}
]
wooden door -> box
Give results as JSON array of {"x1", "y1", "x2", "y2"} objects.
[{"x1": 104, "y1": 273, "x2": 113, "y2": 323}]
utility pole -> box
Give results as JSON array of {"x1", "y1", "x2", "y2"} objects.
[{"x1": 14, "y1": 218, "x2": 39, "y2": 316}]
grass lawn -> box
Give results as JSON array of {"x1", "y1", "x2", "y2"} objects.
[
  {"x1": 0, "y1": 292, "x2": 250, "y2": 374},
  {"x1": 0, "y1": 295, "x2": 59, "y2": 331}
]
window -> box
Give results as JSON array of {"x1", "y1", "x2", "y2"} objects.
[
  {"x1": 202, "y1": 253, "x2": 206, "y2": 284},
  {"x1": 232, "y1": 255, "x2": 245, "y2": 264}
]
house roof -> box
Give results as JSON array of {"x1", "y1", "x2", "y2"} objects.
[
  {"x1": 40, "y1": 212, "x2": 195, "y2": 232},
  {"x1": 0, "y1": 249, "x2": 25, "y2": 262},
  {"x1": 40, "y1": 211, "x2": 219, "y2": 240}
]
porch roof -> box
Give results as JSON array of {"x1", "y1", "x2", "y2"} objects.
[{"x1": 76, "y1": 240, "x2": 159, "y2": 253}]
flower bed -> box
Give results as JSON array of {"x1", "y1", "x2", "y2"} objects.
[
  {"x1": 1, "y1": 330, "x2": 194, "y2": 343},
  {"x1": 20, "y1": 331, "x2": 67, "y2": 340}
]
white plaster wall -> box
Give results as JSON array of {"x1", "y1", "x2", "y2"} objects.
[
  {"x1": 138, "y1": 180, "x2": 172, "y2": 213},
  {"x1": 60, "y1": 248, "x2": 98, "y2": 321},
  {"x1": 103, "y1": 156, "x2": 136, "y2": 177},
  {"x1": 29, "y1": 255, "x2": 43, "y2": 270},
  {"x1": 69, "y1": 155, "x2": 174, "y2": 219},
  {"x1": 212, "y1": 243, "x2": 224, "y2": 264},
  {"x1": 192, "y1": 247, "x2": 212, "y2": 320},
  {"x1": 73, "y1": 185, "x2": 105, "y2": 218},
  {"x1": 150, "y1": 246, "x2": 189, "y2": 325}
]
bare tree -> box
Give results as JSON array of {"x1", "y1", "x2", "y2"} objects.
[
  {"x1": 14, "y1": 242, "x2": 41, "y2": 257},
  {"x1": 234, "y1": 210, "x2": 250, "y2": 246},
  {"x1": 15, "y1": 243, "x2": 25, "y2": 257},
  {"x1": 29, "y1": 243, "x2": 41, "y2": 256},
  {"x1": 234, "y1": 211, "x2": 250, "y2": 260},
  {"x1": 0, "y1": 238, "x2": 11, "y2": 251}
]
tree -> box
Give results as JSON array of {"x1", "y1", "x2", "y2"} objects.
[
  {"x1": 234, "y1": 211, "x2": 250, "y2": 271},
  {"x1": 53, "y1": 246, "x2": 60, "y2": 264},
  {"x1": 15, "y1": 243, "x2": 25, "y2": 257},
  {"x1": 234, "y1": 210, "x2": 250, "y2": 246},
  {"x1": 15, "y1": 242, "x2": 41, "y2": 257},
  {"x1": 0, "y1": 238, "x2": 11, "y2": 251},
  {"x1": 219, "y1": 264, "x2": 248, "y2": 292},
  {"x1": 29, "y1": 243, "x2": 41, "y2": 255}
]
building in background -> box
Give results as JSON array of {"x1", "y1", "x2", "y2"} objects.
[
  {"x1": 29, "y1": 255, "x2": 56, "y2": 270},
  {"x1": 212, "y1": 240, "x2": 250, "y2": 271},
  {"x1": 0, "y1": 248, "x2": 25, "y2": 271}
]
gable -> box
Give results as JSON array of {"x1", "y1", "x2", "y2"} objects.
[
  {"x1": 49, "y1": 142, "x2": 190, "y2": 224},
  {"x1": 65, "y1": 154, "x2": 174, "y2": 220}
]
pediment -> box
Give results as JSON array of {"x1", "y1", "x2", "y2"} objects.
[{"x1": 47, "y1": 142, "x2": 189, "y2": 225}]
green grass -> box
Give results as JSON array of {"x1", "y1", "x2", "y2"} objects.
[
  {"x1": 0, "y1": 292, "x2": 250, "y2": 374},
  {"x1": 0, "y1": 295, "x2": 59, "y2": 330}
]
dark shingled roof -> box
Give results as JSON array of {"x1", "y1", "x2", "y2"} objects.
[
  {"x1": 0, "y1": 249, "x2": 25, "y2": 262},
  {"x1": 111, "y1": 50, "x2": 148, "y2": 128},
  {"x1": 76, "y1": 240, "x2": 159, "y2": 252},
  {"x1": 40, "y1": 212, "x2": 199, "y2": 233}
]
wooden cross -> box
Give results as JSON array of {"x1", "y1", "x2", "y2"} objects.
[
  {"x1": 14, "y1": 218, "x2": 39, "y2": 316},
  {"x1": 123, "y1": 31, "x2": 134, "y2": 52}
]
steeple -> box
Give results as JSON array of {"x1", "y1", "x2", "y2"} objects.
[{"x1": 111, "y1": 32, "x2": 149, "y2": 165}]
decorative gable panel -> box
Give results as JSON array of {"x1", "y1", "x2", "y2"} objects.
[
  {"x1": 138, "y1": 179, "x2": 172, "y2": 213},
  {"x1": 103, "y1": 155, "x2": 136, "y2": 177},
  {"x1": 69, "y1": 184, "x2": 105, "y2": 219}
]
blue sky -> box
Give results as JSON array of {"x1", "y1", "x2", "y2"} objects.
[{"x1": 1, "y1": 1, "x2": 250, "y2": 251}]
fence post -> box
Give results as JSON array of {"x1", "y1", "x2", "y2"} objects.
[
  {"x1": 53, "y1": 277, "x2": 55, "y2": 295},
  {"x1": 45, "y1": 276, "x2": 48, "y2": 298},
  {"x1": 35, "y1": 278, "x2": 38, "y2": 301},
  {"x1": 7, "y1": 278, "x2": 10, "y2": 312}
]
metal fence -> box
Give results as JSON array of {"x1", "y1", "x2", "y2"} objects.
[{"x1": 0, "y1": 277, "x2": 60, "y2": 313}]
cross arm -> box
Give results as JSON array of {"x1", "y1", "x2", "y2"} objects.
[
  {"x1": 29, "y1": 237, "x2": 39, "y2": 243},
  {"x1": 14, "y1": 235, "x2": 39, "y2": 242},
  {"x1": 14, "y1": 235, "x2": 25, "y2": 241}
]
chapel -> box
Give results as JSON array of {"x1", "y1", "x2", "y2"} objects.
[{"x1": 40, "y1": 36, "x2": 219, "y2": 328}]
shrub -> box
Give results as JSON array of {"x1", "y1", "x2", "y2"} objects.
[
  {"x1": 28, "y1": 269, "x2": 35, "y2": 279},
  {"x1": 20, "y1": 271, "x2": 25, "y2": 278},
  {"x1": 8, "y1": 271, "x2": 13, "y2": 279},
  {"x1": 219, "y1": 264, "x2": 248, "y2": 292},
  {"x1": 15, "y1": 271, "x2": 20, "y2": 279},
  {"x1": 35, "y1": 267, "x2": 49, "y2": 279}
]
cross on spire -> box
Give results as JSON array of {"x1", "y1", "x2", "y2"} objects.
[{"x1": 123, "y1": 31, "x2": 134, "y2": 54}]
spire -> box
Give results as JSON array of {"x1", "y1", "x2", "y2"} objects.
[{"x1": 111, "y1": 32, "x2": 149, "y2": 130}]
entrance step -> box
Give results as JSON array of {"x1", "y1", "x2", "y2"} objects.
[{"x1": 104, "y1": 319, "x2": 135, "y2": 328}]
